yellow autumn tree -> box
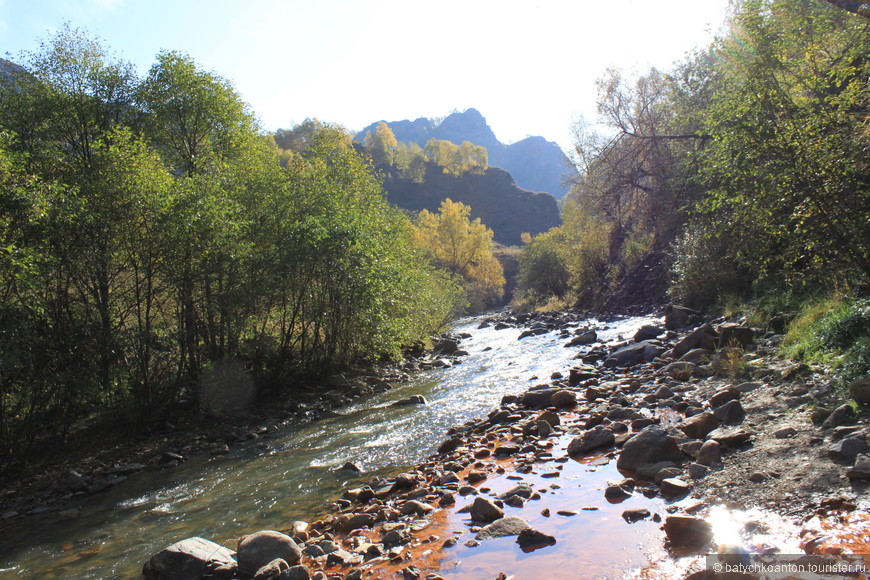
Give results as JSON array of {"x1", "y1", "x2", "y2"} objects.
[{"x1": 413, "y1": 198, "x2": 505, "y2": 309}]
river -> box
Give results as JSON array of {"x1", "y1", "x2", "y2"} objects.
[{"x1": 0, "y1": 313, "x2": 660, "y2": 579}]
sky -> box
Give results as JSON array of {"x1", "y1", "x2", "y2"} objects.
[{"x1": 0, "y1": 0, "x2": 732, "y2": 153}]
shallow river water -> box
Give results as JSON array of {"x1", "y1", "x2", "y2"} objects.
[{"x1": 0, "y1": 314, "x2": 669, "y2": 578}]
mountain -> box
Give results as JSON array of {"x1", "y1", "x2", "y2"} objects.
[
  {"x1": 382, "y1": 163, "x2": 560, "y2": 246},
  {"x1": 357, "y1": 108, "x2": 577, "y2": 199},
  {"x1": 0, "y1": 58, "x2": 27, "y2": 85}
]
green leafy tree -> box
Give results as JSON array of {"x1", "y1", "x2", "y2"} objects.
[{"x1": 699, "y1": 0, "x2": 870, "y2": 287}]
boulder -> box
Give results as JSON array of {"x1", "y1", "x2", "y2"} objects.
[
  {"x1": 538, "y1": 410, "x2": 561, "y2": 427},
  {"x1": 821, "y1": 404, "x2": 857, "y2": 430},
  {"x1": 519, "y1": 388, "x2": 559, "y2": 409},
  {"x1": 237, "y1": 531, "x2": 301, "y2": 576},
  {"x1": 604, "y1": 484, "x2": 632, "y2": 502},
  {"x1": 622, "y1": 508, "x2": 651, "y2": 523},
  {"x1": 718, "y1": 323, "x2": 754, "y2": 349},
  {"x1": 437, "y1": 437, "x2": 464, "y2": 454},
  {"x1": 828, "y1": 434, "x2": 868, "y2": 462},
  {"x1": 470, "y1": 497, "x2": 504, "y2": 523},
  {"x1": 672, "y1": 324, "x2": 717, "y2": 358},
  {"x1": 849, "y1": 377, "x2": 870, "y2": 406},
  {"x1": 678, "y1": 348, "x2": 712, "y2": 365},
  {"x1": 391, "y1": 395, "x2": 427, "y2": 406},
  {"x1": 382, "y1": 529, "x2": 410, "y2": 547},
  {"x1": 142, "y1": 537, "x2": 236, "y2": 580},
  {"x1": 537, "y1": 420, "x2": 554, "y2": 438},
  {"x1": 634, "y1": 325, "x2": 664, "y2": 342},
  {"x1": 707, "y1": 427, "x2": 752, "y2": 448},
  {"x1": 284, "y1": 565, "x2": 311, "y2": 580},
  {"x1": 551, "y1": 389, "x2": 577, "y2": 408},
  {"x1": 433, "y1": 337, "x2": 459, "y2": 355},
  {"x1": 847, "y1": 455, "x2": 870, "y2": 480},
  {"x1": 568, "y1": 365, "x2": 600, "y2": 385},
  {"x1": 709, "y1": 387, "x2": 739, "y2": 408},
  {"x1": 663, "y1": 516, "x2": 713, "y2": 549},
  {"x1": 567, "y1": 426, "x2": 615, "y2": 455},
  {"x1": 695, "y1": 440, "x2": 722, "y2": 466},
  {"x1": 475, "y1": 516, "x2": 531, "y2": 540},
  {"x1": 713, "y1": 400, "x2": 745, "y2": 425},
  {"x1": 498, "y1": 483, "x2": 534, "y2": 502},
  {"x1": 603, "y1": 341, "x2": 665, "y2": 368},
  {"x1": 617, "y1": 427, "x2": 684, "y2": 472},
  {"x1": 664, "y1": 305, "x2": 695, "y2": 330},
  {"x1": 253, "y1": 558, "x2": 288, "y2": 580},
  {"x1": 679, "y1": 412, "x2": 720, "y2": 440},
  {"x1": 400, "y1": 500, "x2": 433, "y2": 516},
  {"x1": 564, "y1": 330, "x2": 597, "y2": 347},
  {"x1": 659, "y1": 478, "x2": 691, "y2": 499}
]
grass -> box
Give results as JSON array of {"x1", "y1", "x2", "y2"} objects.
[{"x1": 782, "y1": 296, "x2": 870, "y2": 385}]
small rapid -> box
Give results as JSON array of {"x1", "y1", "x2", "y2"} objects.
[{"x1": 0, "y1": 313, "x2": 658, "y2": 579}]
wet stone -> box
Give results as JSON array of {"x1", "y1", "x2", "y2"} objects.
[
  {"x1": 659, "y1": 478, "x2": 691, "y2": 500},
  {"x1": 604, "y1": 484, "x2": 632, "y2": 503},
  {"x1": 476, "y1": 516, "x2": 532, "y2": 540},
  {"x1": 516, "y1": 528, "x2": 557, "y2": 550},
  {"x1": 663, "y1": 515, "x2": 713, "y2": 550},
  {"x1": 622, "y1": 508, "x2": 651, "y2": 523},
  {"x1": 469, "y1": 497, "x2": 504, "y2": 524}
]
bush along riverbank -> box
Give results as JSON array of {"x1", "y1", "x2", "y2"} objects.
[{"x1": 141, "y1": 306, "x2": 870, "y2": 580}]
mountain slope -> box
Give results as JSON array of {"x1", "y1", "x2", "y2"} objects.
[{"x1": 358, "y1": 109, "x2": 577, "y2": 199}]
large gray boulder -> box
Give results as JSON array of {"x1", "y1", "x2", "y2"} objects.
[
  {"x1": 142, "y1": 537, "x2": 236, "y2": 580},
  {"x1": 237, "y1": 530, "x2": 301, "y2": 576},
  {"x1": 603, "y1": 340, "x2": 664, "y2": 368},
  {"x1": 616, "y1": 427, "x2": 684, "y2": 472}
]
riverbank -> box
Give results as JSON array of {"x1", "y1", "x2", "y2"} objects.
[
  {"x1": 139, "y1": 307, "x2": 870, "y2": 580},
  {"x1": 0, "y1": 343, "x2": 454, "y2": 523}
]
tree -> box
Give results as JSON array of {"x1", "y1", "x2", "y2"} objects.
[
  {"x1": 699, "y1": 0, "x2": 870, "y2": 286},
  {"x1": 363, "y1": 121, "x2": 398, "y2": 166},
  {"x1": 139, "y1": 50, "x2": 256, "y2": 176},
  {"x1": 413, "y1": 198, "x2": 505, "y2": 308}
]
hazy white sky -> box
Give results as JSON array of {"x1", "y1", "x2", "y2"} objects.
[{"x1": 1, "y1": 0, "x2": 731, "y2": 152}]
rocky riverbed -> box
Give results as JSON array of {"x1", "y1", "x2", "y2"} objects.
[{"x1": 138, "y1": 306, "x2": 870, "y2": 580}]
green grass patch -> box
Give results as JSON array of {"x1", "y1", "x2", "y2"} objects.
[{"x1": 783, "y1": 296, "x2": 870, "y2": 384}]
